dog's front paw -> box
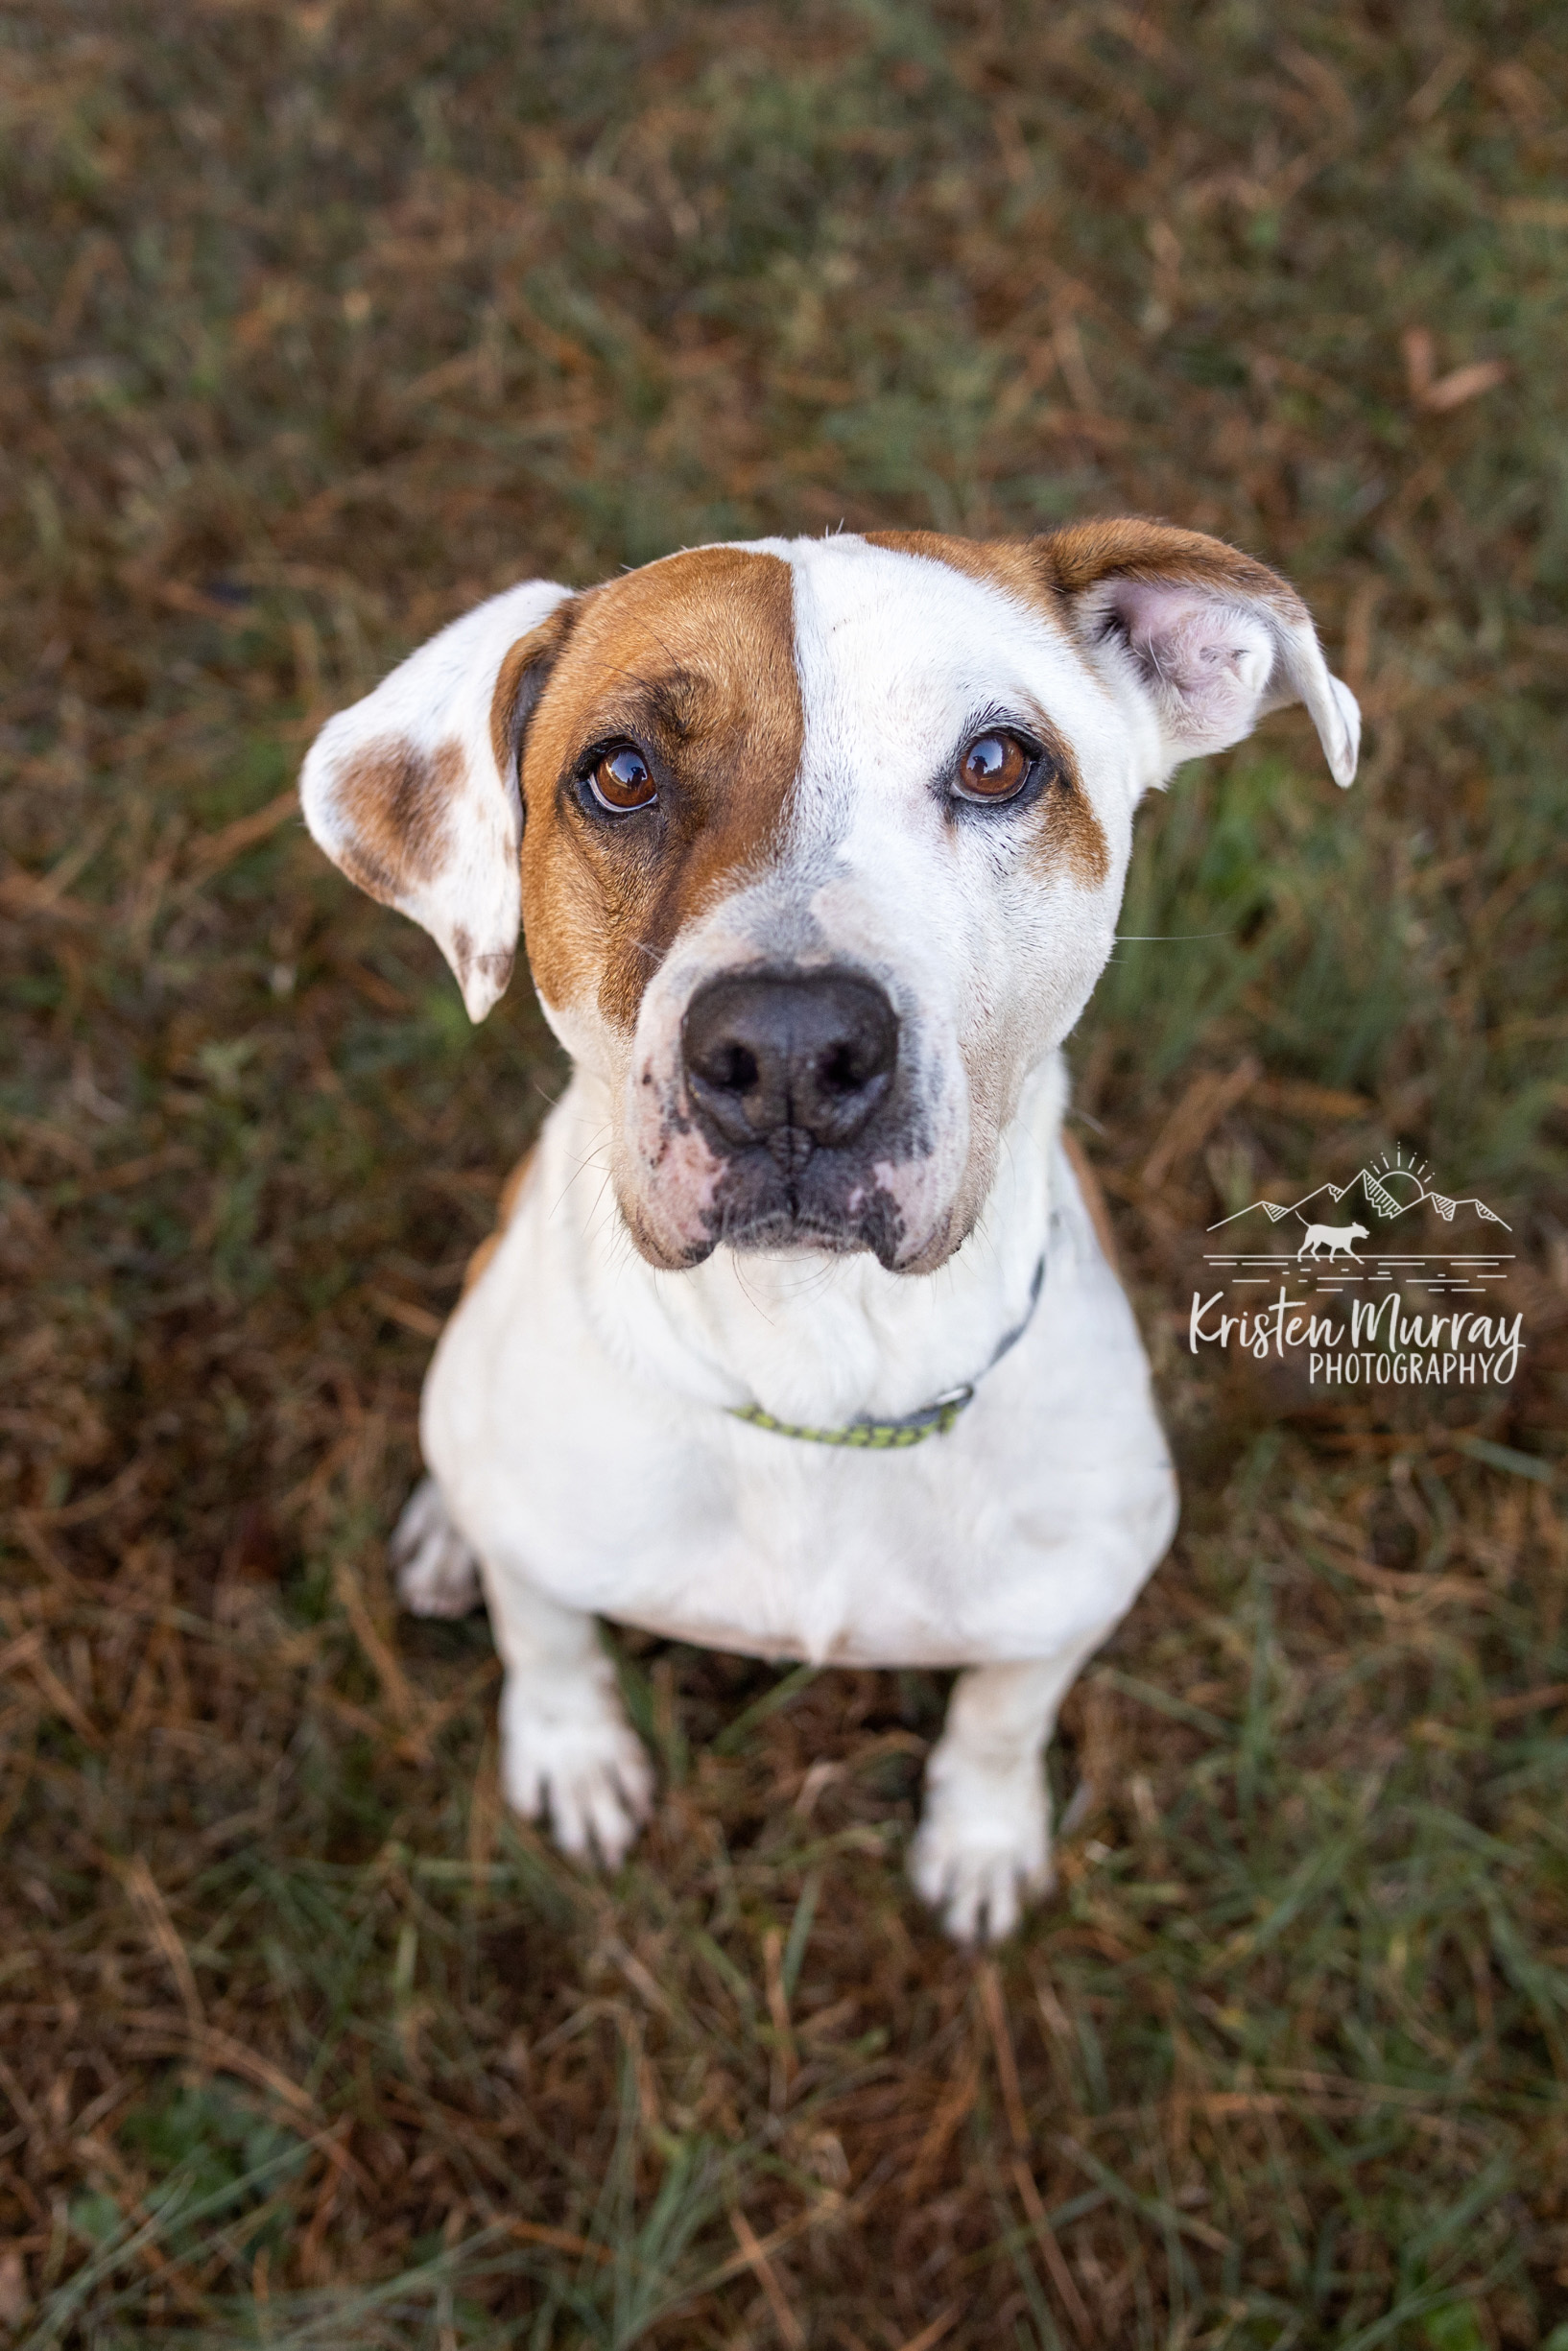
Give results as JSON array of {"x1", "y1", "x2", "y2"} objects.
[
  {"x1": 392, "y1": 1478, "x2": 484, "y2": 1620},
  {"x1": 909, "y1": 1756, "x2": 1054, "y2": 1944},
  {"x1": 499, "y1": 1675, "x2": 653, "y2": 1869}
]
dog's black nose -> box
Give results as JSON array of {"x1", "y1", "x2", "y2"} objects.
[{"x1": 682, "y1": 969, "x2": 898, "y2": 1167}]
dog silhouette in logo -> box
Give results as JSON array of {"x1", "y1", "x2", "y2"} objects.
[{"x1": 1297, "y1": 1221, "x2": 1368, "y2": 1261}]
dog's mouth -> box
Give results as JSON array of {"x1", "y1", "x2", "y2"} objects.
[{"x1": 699, "y1": 1150, "x2": 911, "y2": 1268}]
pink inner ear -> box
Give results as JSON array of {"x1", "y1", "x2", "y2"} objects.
[{"x1": 1108, "y1": 577, "x2": 1278, "y2": 753}]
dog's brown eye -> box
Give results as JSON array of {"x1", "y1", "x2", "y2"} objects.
[
  {"x1": 955, "y1": 731, "x2": 1034, "y2": 803},
  {"x1": 588, "y1": 744, "x2": 656, "y2": 812}
]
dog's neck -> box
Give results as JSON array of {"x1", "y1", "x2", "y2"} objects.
[{"x1": 558, "y1": 1053, "x2": 1066, "y2": 1428}]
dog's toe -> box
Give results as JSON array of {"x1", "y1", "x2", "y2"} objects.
[
  {"x1": 392, "y1": 1478, "x2": 484, "y2": 1619},
  {"x1": 558, "y1": 1745, "x2": 654, "y2": 1870},
  {"x1": 910, "y1": 1764, "x2": 1054, "y2": 1944},
  {"x1": 500, "y1": 1689, "x2": 653, "y2": 1871}
]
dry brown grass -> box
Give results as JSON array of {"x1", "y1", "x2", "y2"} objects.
[{"x1": 3, "y1": 2, "x2": 1568, "y2": 2343}]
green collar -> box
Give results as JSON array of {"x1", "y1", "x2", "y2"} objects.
[{"x1": 728, "y1": 1255, "x2": 1046, "y2": 1450}]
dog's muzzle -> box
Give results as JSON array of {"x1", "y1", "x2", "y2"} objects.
[{"x1": 679, "y1": 966, "x2": 909, "y2": 1255}]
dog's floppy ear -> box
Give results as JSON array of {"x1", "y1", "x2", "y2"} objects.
[
  {"x1": 1037, "y1": 520, "x2": 1359, "y2": 794},
  {"x1": 300, "y1": 580, "x2": 575, "y2": 1021}
]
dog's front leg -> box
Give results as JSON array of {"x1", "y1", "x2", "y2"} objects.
[
  {"x1": 484, "y1": 1567, "x2": 653, "y2": 1870},
  {"x1": 910, "y1": 1643, "x2": 1101, "y2": 1943},
  {"x1": 392, "y1": 1475, "x2": 652, "y2": 1864}
]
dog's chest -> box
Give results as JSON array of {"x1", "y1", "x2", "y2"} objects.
[{"x1": 420, "y1": 1150, "x2": 1176, "y2": 1670}]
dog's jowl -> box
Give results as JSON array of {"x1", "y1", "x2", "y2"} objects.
[{"x1": 301, "y1": 524, "x2": 1358, "y2": 1941}]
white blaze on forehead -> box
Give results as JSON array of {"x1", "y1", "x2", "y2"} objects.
[
  {"x1": 780, "y1": 534, "x2": 1133, "y2": 848},
  {"x1": 772, "y1": 538, "x2": 1131, "y2": 1085}
]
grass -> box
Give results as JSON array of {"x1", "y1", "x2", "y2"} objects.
[{"x1": 2, "y1": 0, "x2": 1567, "y2": 2341}]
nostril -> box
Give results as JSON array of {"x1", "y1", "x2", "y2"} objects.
[
  {"x1": 719, "y1": 1044, "x2": 759, "y2": 1093},
  {"x1": 694, "y1": 1039, "x2": 759, "y2": 1093},
  {"x1": 818, "y1": 1042, "x2": 865, "y2": 1096}
]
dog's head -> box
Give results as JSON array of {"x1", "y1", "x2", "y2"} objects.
[{"x1": 302, "y1": 526, "x2": 1357, "y2": 1273}]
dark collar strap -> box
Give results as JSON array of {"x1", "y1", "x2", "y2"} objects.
[{"x1": 729, "y1": 1253, "x2": 1046, "y2": 1450}]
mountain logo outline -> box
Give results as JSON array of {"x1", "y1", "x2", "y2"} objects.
[{"x1": 1208, "y1": 1149, "x2": 1511, "y2": 1235}]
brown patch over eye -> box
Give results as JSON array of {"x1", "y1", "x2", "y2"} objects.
[
  {"x1": 516, "y1": 545, "x2": 803, "y2": 1029},
  {"x1": 957, "y1": 731, "x2": 1034, "y2": 802},
  {"x1": 588, "y1": 743, "x2": 657, "y2": 812}
]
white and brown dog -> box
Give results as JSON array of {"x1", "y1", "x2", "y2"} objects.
[{"x1": 301, "y1": 524, "x2": 1357, "y2": 1940}]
